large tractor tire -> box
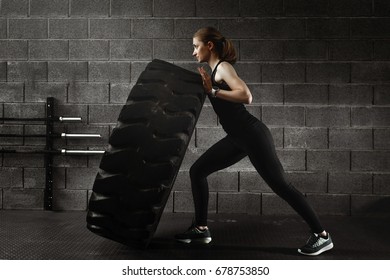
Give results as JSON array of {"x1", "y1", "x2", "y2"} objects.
[{"x1": 86, "y1": 59, "x2": 205, "y2": 248}]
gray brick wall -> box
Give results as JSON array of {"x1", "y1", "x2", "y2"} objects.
[{"x1": 0, "y1": 0, "x2": 389, "y2": 216}]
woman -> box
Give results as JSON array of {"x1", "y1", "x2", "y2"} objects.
[{"x1": 174, "y1": 27, "x2": 333, "y2": 256}]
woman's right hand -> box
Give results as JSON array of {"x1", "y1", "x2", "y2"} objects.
[{"x1": 198, "y1": 67, "x2": 212, "y2": 94}]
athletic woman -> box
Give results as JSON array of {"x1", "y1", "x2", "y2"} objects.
[{"x1": 174, "y1": 27, "x2": 334, "y2": 256}]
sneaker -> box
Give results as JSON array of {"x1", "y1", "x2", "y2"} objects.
[
  {"x1": 298, "y1": 233, "x2": 334, "y2": 256},
  {"x1": 175, "y1": 225, "x2": 212, "y2": 244}
]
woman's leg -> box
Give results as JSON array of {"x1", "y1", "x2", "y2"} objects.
[
  {"x1": 235, "y1": 122, "x2": 324, "y2": 233},
  {"x1": 190, "y1": 136, "x2": 246, "y2": 226}
]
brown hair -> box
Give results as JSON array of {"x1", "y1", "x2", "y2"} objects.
[{"x1": 193, "y1": 27, "x2": 237, "y2": 64}]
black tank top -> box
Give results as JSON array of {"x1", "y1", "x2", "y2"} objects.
[{"x1": 209, "y1": 61, "x2": 258, "y2": 135}]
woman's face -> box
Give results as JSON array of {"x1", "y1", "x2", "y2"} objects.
[{"x1": 192, "y1": 37, "x2": 211, "y2": 63}]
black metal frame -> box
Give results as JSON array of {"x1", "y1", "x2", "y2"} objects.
[
  {"x1": 45, "y1": 97, "x2": 54, "y2": 209},
  {"x1": 0, "y1": 97, "x2": 105, "y2": 210}
]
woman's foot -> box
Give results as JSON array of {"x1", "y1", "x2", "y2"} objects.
[
  {"x1": 175, "y1": 225, "x2": 212, "y2": 244},
  {"x1": 298, "y1": 232, "x2": 334, "y2": 256}
]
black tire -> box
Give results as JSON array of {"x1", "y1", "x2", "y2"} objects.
[{"x1": 86, "y1": 59, "x2": 205, "y2": 248}]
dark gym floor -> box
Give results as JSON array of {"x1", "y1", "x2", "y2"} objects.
[{"x1": 0, "y1": 210, "x2": 389, "y2": 260}]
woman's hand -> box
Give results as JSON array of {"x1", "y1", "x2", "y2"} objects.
[{"x1": 198, "y1": 67, "x2": 212, "y2": 94}]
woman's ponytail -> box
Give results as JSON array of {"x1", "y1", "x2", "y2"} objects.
[{"x1": 221, "y1": 38, "x2": 237, "y2": 64}]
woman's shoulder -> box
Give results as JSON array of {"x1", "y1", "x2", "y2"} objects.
[
  {"x1": 214, "y1": 61, "x2": 237, "y2": 86},
  {"x1": 219, "y1": 60, "x2": 232, "y2": 68},
  {"x1": 217, "y1": 61, "x2": 238, "y2": 77}
]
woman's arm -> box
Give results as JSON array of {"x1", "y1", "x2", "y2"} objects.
[{"x1": 198, "y1": 62, "x2": 252, "y2": 104}]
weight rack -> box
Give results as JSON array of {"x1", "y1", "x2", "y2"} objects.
[{"x1": 0, "y1": 97, "x2": 105, "y2": 210}]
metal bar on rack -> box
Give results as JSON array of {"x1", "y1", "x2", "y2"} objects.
[
  {"x1": 60, "y1": 149, "x2": 105, "y2": 155},
  {"x1": 0, "y1": 149, "x2": 105, "y2": 155},
  {"x1": 0, "y1": 133, "x2": 101, "y2": 138},
  {"x1": 0, "y1": 116, "x2": 82, "y2": 122},
  {"x1": 61, "y1": 133, "x2": 101, "y2": 138}
]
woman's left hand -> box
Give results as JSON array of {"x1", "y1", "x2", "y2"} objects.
[{"x1": 198, "y1": 67, "x2": 212, "y2": 94}]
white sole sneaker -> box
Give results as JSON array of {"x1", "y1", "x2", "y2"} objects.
[
  {"x1": 298, "y1": 242, "x2": 334, "y2": 256},
  {"x1": 176, "y1": 237, "x2": 212, "y2": 244}
]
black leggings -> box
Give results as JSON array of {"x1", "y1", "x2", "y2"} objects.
[{"x1": 190, "y1": 121, "x2": 324, "y2": 233}]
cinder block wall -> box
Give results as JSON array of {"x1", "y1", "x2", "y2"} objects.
[{"x1": 0, "y1": 0, "x2": 389, "y2": 216}]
